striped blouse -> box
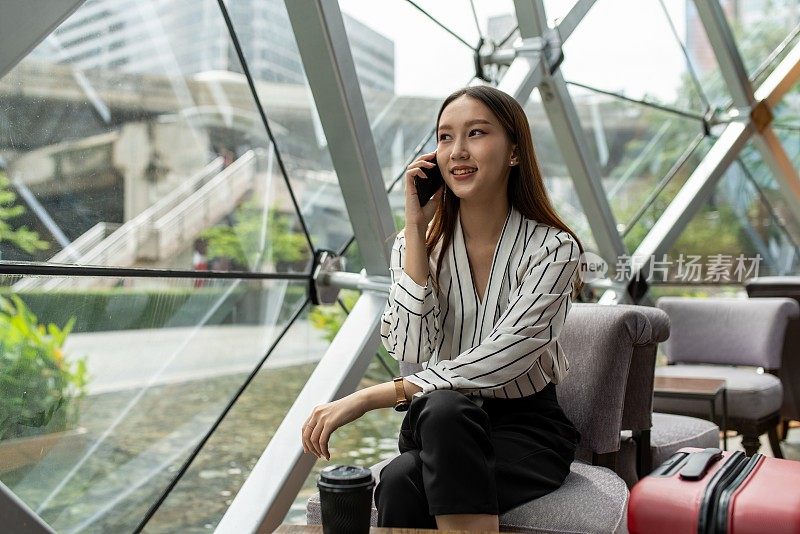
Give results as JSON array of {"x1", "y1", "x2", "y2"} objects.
[{"x1": 379, "y1": 204, "x2": 581, "y2": 407}]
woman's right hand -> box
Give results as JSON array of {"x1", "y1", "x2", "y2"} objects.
[{"x1": 404, "y1": 151, "x2": 444, "y2": 231}]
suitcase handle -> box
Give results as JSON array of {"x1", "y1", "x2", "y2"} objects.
[{"x1": 679, "y1": 448, "x2": 723, "y2": 480}]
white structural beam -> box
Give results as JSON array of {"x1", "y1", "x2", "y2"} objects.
[
  {"x1": 510, "y1": 0, "x2": 627, "y2": 279},
  {"x1": 281, "y1": 0, "x2": 394, "y2": 274},
  {"x1": 632, "y1": 121, "x2": 751, "y2": 264},
  {"x1": 217, "y1": 0, "x2": 398, "y2": 531},
  {"x1": 625, "y1": 38, "x2": 800, "y2": 291},
  {"x1": 496, "y1": 1, "x2": 597, "y2": 103},
  {"x1": 0, "y1": 0, "x2": 85, "y2": 78},
  {"x1": 216, "y1": 293, "x2": 386, "y2": 533},
  {"x1": 0, "y1": 480, "x2": 55, "y2": 534},
  {"x1": 695, "y1": 0, "x2": 800, "y2": 226}
]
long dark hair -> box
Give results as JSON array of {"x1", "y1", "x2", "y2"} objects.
[{"x1": 425, "y1": 85, "x2": 585, "y2": 299}]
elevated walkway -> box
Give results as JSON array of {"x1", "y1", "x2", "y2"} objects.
[{"x1": 14, "y1": 151, "x2": 257, "y2": 290}]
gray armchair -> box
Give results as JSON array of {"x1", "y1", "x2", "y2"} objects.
[
  {"x1": 653, "y1": 296, "x2": 799, "y2": 457},
  {"x1": 609, "y1": 305, "x2": 720, "y2": 488},
  {"x1": 745, "y1": 276, "x2": 800, "y2": 438},
  {"x1": 306, "y1": 303, "x2": 671, "y2": 533}
]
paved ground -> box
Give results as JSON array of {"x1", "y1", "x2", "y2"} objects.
[{"x1": 62, "y1": 321, "x2": 329, "y2": 395}]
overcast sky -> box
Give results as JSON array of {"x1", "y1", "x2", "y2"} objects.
[{"x1": 338, "y1": 0, "x2": 688, "y2": 103}]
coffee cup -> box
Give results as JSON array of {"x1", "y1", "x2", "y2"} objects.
[{"x1": 317, "y1": 464, "x2": 374, "y2": 533}]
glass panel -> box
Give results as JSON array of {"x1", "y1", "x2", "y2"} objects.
[
  {"x1": 337, "y1": 0, "x2": 476, "y2": 184},
  {"x1": 525, "y1": 91, "x2": 597, "y2": 253},
  {"x1": 738, "y1": 140, "x2": 800, "y2": 245},
  {"x1": 543, "y1": 0, "x2": 578, "y2": 27},
  {"x1": 0, "y1": 0, "x2": 337, "y2": 271},
  {"x1": 563, "y1": 84, "x2": 705, "y2": 230},
  {"x1": 137, "y1": 301, "x2": 327, "y2": 531},
  {"x1": 622, "y1": 136, "x2": 715, "y2": 252},
  {"x1": 190, "y1": 143, "x2": 314, "y2": 275},
  {"x1": 561, "y1": 0, "x2": 710, "y2": 112},
  {"x1": 222, "y1": 0, "x2": 356, "y2": 253},
  {"x1": 677, "y1": 0, "x2": 799, "y2": 107},
  {"x1": 666, "y1": 160, "x2": 800, "y2": 280},
  {"x1": 284, "y1": 290, "x2": 402, "y2": 525},
  {"x1": 0, "y1": 273, "x2": 307, "y2": 532},
  {"x1": 718, "y1": 0, "x2": 800, "y2": 81},
  {"x1": 480, "y1": 0, "x2": 519, "y2": 52},
  {"x1": 662, "y1": 0, "x2": 729, "y2": 110},
  {"x1": 399, "y1": 0, "x2": 482, "y2": 47},
  {"x1": 412, "y1": 0, "x2": 519, "y2": 47}
]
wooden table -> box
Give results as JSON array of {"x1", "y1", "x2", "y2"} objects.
[
  {"x1": 275, "y1": 526, "x2": 494, "y2": 533},
  {"x1": 653, "y1": 376, "x2": 728, "y2": 450}
]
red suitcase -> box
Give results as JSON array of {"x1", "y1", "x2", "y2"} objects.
[{"x1": 628, "y1": 447, "x2": 800, "y2": 534}]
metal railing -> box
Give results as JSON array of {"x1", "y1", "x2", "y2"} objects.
[{"x1": 13, "y1": 154, "x2": 259, "y2": 291}]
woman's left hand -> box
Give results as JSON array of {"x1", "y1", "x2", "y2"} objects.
[{"x1": 301, "y1": 394, "x2": 366, "y2": 460}]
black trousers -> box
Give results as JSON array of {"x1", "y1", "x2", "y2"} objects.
[{"x1": 374, "y1": 383, "x2": 580, "y2": 528}]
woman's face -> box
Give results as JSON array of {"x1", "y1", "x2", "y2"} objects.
[{"x1": 436, "y1": 95, "x2": 517, "y2": 203}]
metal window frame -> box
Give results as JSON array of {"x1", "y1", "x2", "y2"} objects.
[
  {"x1": 217, "y1": 1, "x2": 396, "y2": 531},
  {"x1": 615, "y1": 8, "x2": 800, "y2": 301},
  {"x1": 0, "y1": 481, "x2": 55, "y2": 534},
  {"x1": 217, "y1": 1, "x2": 607, "y2": 532},
  {"x1": 694, "y1": 0, "x2": 800, "y2": 231},
  {"x1": 508, "y1": 0, "x2": 627, "y2": 292},
  {"x1": 631, "y1": 39, "x2": 800, "y2": 296},
  {"x1": 0, "y1": 0, "x2": 86, "y2": 78}
]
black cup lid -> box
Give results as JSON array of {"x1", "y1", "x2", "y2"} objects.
[{"x1": 318, "y1": 465, "x2": 373, "y2": 486}]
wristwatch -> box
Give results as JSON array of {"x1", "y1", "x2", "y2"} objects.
[{"x1": 392, "y1": 376, "x2": 410, "y2": 412}]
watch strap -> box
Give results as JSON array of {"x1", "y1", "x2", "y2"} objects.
[{"x1": 393, "y1": 376, "x2": 409, "y2": 409}]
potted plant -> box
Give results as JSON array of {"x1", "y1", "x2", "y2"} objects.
[{"x1": 0, "y1": 294, "x2": 88, "y2": 472}]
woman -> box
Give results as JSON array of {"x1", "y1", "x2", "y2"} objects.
[{"x1": 301, "y1": 85, "x2": 585, "y2": 531}]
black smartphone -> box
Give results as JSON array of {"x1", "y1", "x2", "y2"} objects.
[{"x1": 414, "y1": 161, "x2": 444, "y2": 207}]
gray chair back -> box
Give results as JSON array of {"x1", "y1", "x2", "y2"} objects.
[
  {"x1": 745, "y1": 277, "x2": 800, "y2": 421},
  {"x1": 615, "y1": 305, "x2": 670, "y2": 433},
  {"x1": 558, "y1": 304, "x2": 667, "y2": 456},
  {"x1": 656, "y1": 296, "x2": 799, "y2": 369},
  {"x1": 402, "y1": 303, "x2": 670, "y2": 457}
]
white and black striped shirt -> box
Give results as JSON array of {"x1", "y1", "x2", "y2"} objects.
[{"x1": 380, "y1": 204, "x2": 581, "y2": 407}]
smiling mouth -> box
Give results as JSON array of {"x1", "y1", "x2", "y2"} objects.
[{"x1": 451, "y1": 168, "x2": 477, "y2": 179}]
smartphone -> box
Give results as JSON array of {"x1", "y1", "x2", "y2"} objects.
[{"x1": 414, "y1": 161, "x2": 444, "y2": 207}]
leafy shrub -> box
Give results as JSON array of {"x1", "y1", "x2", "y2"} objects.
[{"x1": 0, "y1": 295, "x2": 87, "y2": 441}]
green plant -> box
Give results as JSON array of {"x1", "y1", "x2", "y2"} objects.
[
  {"x1": 0, "y1": 173, "x2": 50, "y2": 255},
  {"x1": 0, "y1": 295, "x2": 87, "y2": 441},
  {"x1": 200, "y1": 201, "x2": 309, "y2": 270}
]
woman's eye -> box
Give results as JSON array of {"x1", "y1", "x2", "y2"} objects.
[{"x1": 438, "y1": 130, "x2": 483, "y2": 140}]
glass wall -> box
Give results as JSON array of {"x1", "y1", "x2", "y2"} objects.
[
  {"x1": 1, "y1": 0, "x2": 799, "y2": 531},
  {"x1": 0, "y1": 0, "x2": 343, "y2": 530}
]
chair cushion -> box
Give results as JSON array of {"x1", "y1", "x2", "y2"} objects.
[
  {"x1": 653, "y1": 365, "x2": 783, "y2": 420},
  {"x1": 499, "y1": 462, "x2": 628, "y2": 533},
  {"x1": 650, "y1": 412, "x2": 720, "y2": 468},
  {"x1": 307, "y1": 458, "x2": 628, "y2": 533},
  {"x1": 617, "y1": 413, "x2": 720, "y2": 488}
]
